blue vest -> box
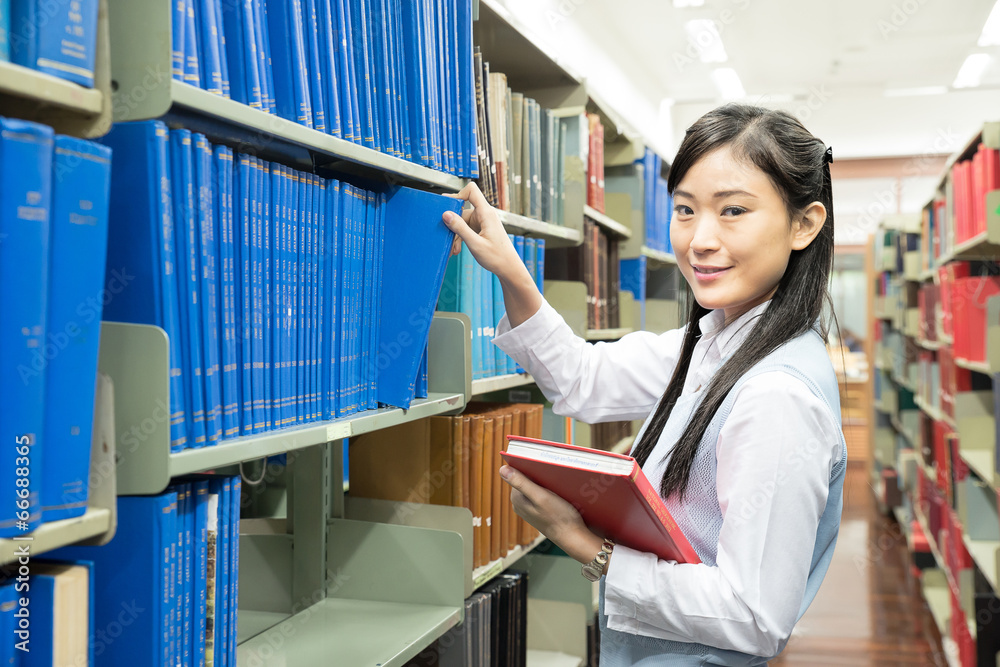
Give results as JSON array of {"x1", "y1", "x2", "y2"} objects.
[{"x1": 599, "y1": 329, "x2": 848, "y2": 666}]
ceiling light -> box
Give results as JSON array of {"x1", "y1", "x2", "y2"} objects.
[
  {"x1": 711, "y1": 68, "x2": 746, "y2": 100},
  {"x1": 684, "y1": 19, "x2": 728, "y2": 63},
  {"x1": 953, "y1": 53, "x2": 992, "y2": 88},
  {"x1": 884, "y1": 86, "x2": 949, "y2": 97},
  {"x1": 979, "y1": 0, "x2": 1000, "y2": 45},
  {"x1": 673, "y1": 0, "x2": 705, "y2": 6}
]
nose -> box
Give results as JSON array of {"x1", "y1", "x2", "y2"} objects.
[{"x1": 688, "y1": 214, "x2": 721, "y2": 254}]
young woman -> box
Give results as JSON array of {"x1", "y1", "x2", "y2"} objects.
[{"x1": 442, "y1": 103, "x2": 847, "y2": 666}]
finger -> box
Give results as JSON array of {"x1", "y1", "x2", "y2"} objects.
[
  {"x1": 442, "y1": 209, "x2": 487, "y2": 254},
  {"x1": 449, "y1": 180, "x2": 490, "y2": 211},
  {"x1": 450, "y1": 235, "x2": 462, "y2": 256}
]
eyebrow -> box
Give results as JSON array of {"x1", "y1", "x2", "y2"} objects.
[{"x1": 673, "y1": 189, "x2": 758, "y2": 200}]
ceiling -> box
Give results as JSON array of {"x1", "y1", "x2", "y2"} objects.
[{"x1": 492, "y1": 0, "x2": 1000, "y2": 241}]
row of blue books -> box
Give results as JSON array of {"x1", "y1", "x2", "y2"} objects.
[
  {"x1": 620, "y1": 256, "x2": 648, "y2": 331},
  {"x1": 640, "y1": 148, "x2": 673, "y2": 255},
  {"x1": 437, "y1": 236, "x2": 544, "y2": 381},
  {"x1": 176, "y1": 0, "x2": 477, "y2": 176},
  {"x1": 0, "y1": 117, "x2": 112, "y2": 539},
  {"x1": 102, "y1": 120, "x2": 458, "y2": 453},
  {"x1": 4, "y1": 0, "x2": 100, "y2": 87},
  {"x1": 51, "y1": 475, "x2": 243, "y2": 666}
]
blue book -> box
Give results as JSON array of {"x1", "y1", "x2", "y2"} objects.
[
  {"x1": 338, "y1": 0, "x2": 362, "y2": 144},
  {"x1": 167, "y1": 491, "x2": 179, "y2": 666},
  {"x1": 369, "y1": 0, "x2": 392, "y2": 156},
  {"x1": 302, "y1": 0, "x2": 327, "y2": 133},
  {"x1": 53, "y1": 493, "x2": 177, "y2": 665},
  {"x1": 0, "y1": 117, "x2": 51, "y2": 538},
  {"x1": 265, "y1": 0, "x2": 313, "y2": 127},
  {"x1": 339, "y1": 185, "x2": 353, "y2": 414},
  {"x1": 1, "y1": 581, "x2": 18, "y2": 664},
  {"x1": 350, "y1": 186, "x2": 362, "y2": 413},
  {"x1": 195, "y1": 135, "x2": 223, "y2": 446},
  {"x1": 400, "y1": 0, "x2": 428, "y2": 165},
  {"x1": 513, "y1": 235, "x2": 525, "y2": 373},
  {"x1": 192, "y1": 479, "x2": 209, "y2": 664},
  {"x1": 0, "y1": 0, "x2": 8, "y2": 62},
  {"x1": 290, "y1": 172, "x2": 301, "y2": 422},
  {"x1": 316, "y1": 0, "x2": 342, "y2": 137},
  {"x1": 459, "y1": 0, "x2": 474, "y2": 176},
  {"x1": 228, "y1": 476, "x2": 241, "y2": 664},
  {"x1": 321, "y1": 180, "x2": 338, "y2": 418},
  {"x1": 233, "y1": 154, "x2": 251, "y2": 433},
  {"x1": 215, "y1": 146, "x2": 239, "y2": 438},
  {"x1": 216, "y1": 477, "x2": 231, "y2": 667},
  {"x1": 391, "y1": 2, "x2": 412, "y2": 162},
  {"x1": 220, "y1": 0, "x2": 262, "y2": 109},
  {"x1": 41, "y1": 136, "x2": 111, "y2": 523},
  {"x1": 100, "y1": 122, "x2": 188, "y2": 452},
  {"x1": 367, "y1": 190, "x2": 380, "y2": 409},
  {"x1": 360, "y1": 190, "x2": 372, "y2": 409},
  {"x1": 444, "y1": 0, "x2": 457, "y2": 174},
  {"x1": 267, "y1": 163, "x2": 280, "y2": 428},
  {"x1": 197, "y1": 0, "x2": 224, "y2": 94},
  {"x1": 251, "y1": 0, "x2": 276, "y2": 114},
  {"x1": 214, "y1": 0, "x2": 230, "y2": 97},
  {"x1": 177, "y1": 485, "x2": 192, "y2": 666},
  {"x1": 373, "y1": 192, "x2": 386, "y2": 407},
  {"x1": 278, "y1": 166, "x2": 291, "y2": 426},
  {"x1": 23, "y1": 0, "x2": 99, "y2": 86},
  {"x1": 170, "y1": 129, "x2": 209, "y2": 448},
  {"x1": 349, "y1": 0, "x2": 377, "y2": 150},
  {"x1": 481, "y1": 261, "x2": 495, "y2": 377},
  {"x1": 21, "y1": 562, "x2": 92, "y2": 666},
  {"x1": 308, "y1": 175, "x2": 318, "y2": 419},
  {"x1": 262, "y1": 162, "x2": 273, "y2": 431},
  {"x1": 9, "y1": 0, "x2": 35, "y2": 72},
  {"x1": 300, "y1": 174, "x2": 312, "y2": 420},
  {"x1": 535, "y1": 238, "x2": 546, "y2": 294},
  {"x1": 172, "y1": 0, "x2": 186, "y2": 80},
  {"x1": 250, "y1": 158, "x2": 264, "y2": 433},
  {"x1": 315, "y1": 180, "x2": 326, "y2": 420},
  {"x1": 415, "y1": 345, "x2": 427, "y2": 399},
  {"x1": 492, "y1": 271, "x2": 505, "y2": 377},
  {"x1": 183, "y1": 0, "x2": 200, "y2": 86},
  {"x1": 376, "y1": 186, "x2": 460, "y2": 408},
  {"x1": 470, "y1": 259, "x2": 482, "y2": 380}
]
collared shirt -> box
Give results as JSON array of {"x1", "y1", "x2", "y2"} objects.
[{"x1": 493, "y1": 299, "x2": 843, "y2": 656}]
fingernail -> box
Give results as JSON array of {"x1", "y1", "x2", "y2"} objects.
[{"x1": 499, "y1": 466, "x2": 512, "y2": 479}]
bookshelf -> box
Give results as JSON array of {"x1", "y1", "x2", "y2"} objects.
[
  {"x1": 471, "y1": 372, "x2": 536, "y2": 396},
  {"x1": 0, "y1": 508, "x2": 112, "y2": 567},
  {"x1": 583, "y1": 204, "x2": 632, "y2": 240},
  {"x1": 870, "y1": 120, "x2": 1000, "y2": 667}
]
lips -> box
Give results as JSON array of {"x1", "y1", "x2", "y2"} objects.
[{"x1": 694, "y1": 266, "x2": 728, "y2": 274}]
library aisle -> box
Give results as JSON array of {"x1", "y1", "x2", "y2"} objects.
[{"x1": 772, "y1": 461, "x2": 947, "y2": 666}]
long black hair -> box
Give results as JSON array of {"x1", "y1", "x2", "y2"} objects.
[{"x1": 630, "y1": 103, "x2": 835, "y2": 501}]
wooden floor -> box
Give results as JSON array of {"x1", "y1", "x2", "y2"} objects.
[{"x1": 771, "y1": 461, "x2": 946, "y2": 666}]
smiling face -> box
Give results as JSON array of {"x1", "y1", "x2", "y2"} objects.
[{"x1": 671, "y1": 145, "x2": 825, "y2": 325}]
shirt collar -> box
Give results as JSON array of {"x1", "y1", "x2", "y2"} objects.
[{"x1": 696, "y1": 301, "x2": 771, "y2": 359}]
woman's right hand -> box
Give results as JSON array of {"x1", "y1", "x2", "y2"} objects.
[{"x1": 442, "y1": 182, "x2": 522, "y2": 280}]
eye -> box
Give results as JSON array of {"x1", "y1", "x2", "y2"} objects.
[
  {"x1": 721, "y1": 205, "x2": 746, "y2": 217},
  {"x1": 674, "y1": 204, "x2": 693, "y2": 216}
]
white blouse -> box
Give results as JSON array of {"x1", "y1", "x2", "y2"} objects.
[{"x1": 492, "y1": 299, "x2": 844, "y2": 656}]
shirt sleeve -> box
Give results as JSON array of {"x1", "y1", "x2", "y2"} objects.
[
  {"x1": 492, "y1": 299, "x2": 686, "y2": 423},
  {"x1": 602, "y1": 370, "x2": 843, "y2": 656}
]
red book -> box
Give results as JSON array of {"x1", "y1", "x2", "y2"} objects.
[{"x1": 500, "y1": 435, "x2": 702, "y2": 564}]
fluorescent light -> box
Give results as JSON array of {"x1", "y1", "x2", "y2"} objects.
[
  {"x1": 673, "y1": 0, "x2": 705, "y2": 6},
  {"x1": 953, "y1": 53, "x2": 992, "y2": 88},
  {"x1": 711, "y1": 68, "x2": 746, "y2": 100},
  {"x1": 979, "y1": 0, "x2": 1000, "y2": 45},
  {"x1": 884, "y1": 86, "x2": 949, "y2": 97},
  {"x1": 684, "y1": 19, "x2": 728, "y2": 63}
]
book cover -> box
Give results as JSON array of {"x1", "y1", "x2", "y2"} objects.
[
  {"x1": 336, "y1": 0, "x2": 362, "y2": 144},
  {"x1": 316, "y1": 0, "x2": 342, "y2": 137},
  {"x1": 183, "y1": 0, "x2": 200, "y2": 86},
  {"x1": 178, "y1": 485, "x2": 192, "y2": 665},
  {"x1": 196, "y1": 0, "x2": 224, "y2": 94},
  {"x1": 400, "y1": 0, "x2": 429, "y2": 164},
  {"x1": 29, "y1": 0, "x2": 98, "y2": 86},
  {"x1": 216, "y1": 477, "x2": 232, "y2": 667},
  {"x1": 195, "y1": 135, "x2": 223, "y2": 446},
  {"x1": 215, "y1": 146, "x2": 239, "y2": 438},
  {"x1": 0, "y1": 117, "x2": 52, "y2": 538},
  {"x1": 281, "y1": 167, "x2": 294, "y2": 425},
  {"x1": 424, "y1": 0, "x2": 441, "y2": 170},
  {"x1": 251, "y1": 0, "x2": 275, "y2": 114},
  {"x1": 370, "y1": 0, "x2": 392, "y2": 156},
  {"x1": 21, "y1": 563, "x2": 90, "y2": 666},
  {"x1": 171, "y1": 129, "x2": 208, "y2": 449},
  {"x1": 501, "y1": 436, "x2": 701, "y2": 563},
  {"x1": 234, "y1": 155, "x2": 252, "y2": 433},
  {"x1": 315, "y1": 179, "x2": 327, "y2": 419},
  {"x1": 349, "y1": 0, "x2": 377, "y2": 150},
  {"x1": 41, "y1": 136, "x2": 111, "y2": 522},
  {"x1": 172, "y1": 0, "x2": 186, "y2": 80},
  {"x1": 302, "y1": 0, "x2": 327, "y2": 132},
  {"x1": 214, "y1": 0, "x2": 230, "y2": 97},
  {"x1": 228, "y1": 476, "x2": 242, "y2": 664},
  {"x1": 220, "y1": 0, "x2": 262, "y2": 109},
  {"x1": 262, "y1": 161, "x2": 274, "y2": 430}
]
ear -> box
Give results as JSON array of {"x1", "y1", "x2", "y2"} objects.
[{"x1": 790, "y1": 201, "x2": 827, "y2": 251}]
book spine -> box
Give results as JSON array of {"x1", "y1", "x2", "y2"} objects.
[
  {"x1": 33, "y1": 0, "x2": 98, "y2": 86},
  {"x1": 263, "y1": 162, "x2": 274, "y2": 430},
  {"x1": 317, "y1": 0, "x2": 342, "y2": 137},
  {"x1": 195, "y1": 135, "x2": 223, "y2": 446},
  {"x1": 237, "y1": 154, "x2": 253, "y2": 434},
  {"x1": 303, "y1": 0, "x2": 327, "y2": 132},
  {"x1": 184, "y1": 0, "x2": 200, "y2": 86},
  {"x1": 173, "y1": 0, "x2": 186, "y2": 80},
  {"x1": 197, "y1": 0, "x2": 224, "y2": 94}
]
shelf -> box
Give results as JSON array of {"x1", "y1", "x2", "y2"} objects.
[
  {"x1": 237, "y1": 610, "x2": 293, "y2": 644},
  {"x1": 916, "y1": 337, "x2": 945, "y2": 351},
  {"x1": 955, "y1": 357, "x2": 992, "y2": 375},
  {"x1": 236, "y1": 598, "x2": 460, "y2": 666},
  {"x1": 640, "y1": 246, "x2": 677, "y2": 267},
  {"x1": 527, "y1": 649, "x2": 585, "y2": 667},
  {"x1": 471, "y1": 373, "x2": 535, "y2": 396},
  {"x1": 888, "y1": 371, "x2": 915, "y2": 393},
  {"x1": 611, "y1": 435, "x2": 636, "y2": 455},
  {"x1": 888, "y1": 415, "x2": 917, "y2": 448},
  {"x1": 170, "y1": 82, "x2": 466, "y2": 191},
  {"x1": 585, "y1": 327, "x2": 634, "y2": 341},
  {"x1": 936, "y1": 230, "x2": 1000, "y2": 266},
  {"x1": 583, "y1": 205, "x2": 632, "y2": 239},
  {"x1": 914, "y1": 394, "x2": 955, "y2": 427},
  {"x1": 472, "y1": 534, "x2": 549, "y2": 590},
  {"x1": 963, "y1": 536, "x2": 999, "y2": 591},
  {"x1": 0, "y1": 508, "x2": 112, "y2": 566},
  {"x1": 496, "y1": 209, "x2": 583, "y2": 248},
  {"x1": 919, "y1": 268, "x2": 936, "y2": 281},
  {"x1": 0, "y1": 60, "x2": 104, "y2": 115},
  {"x1": 170, "y1": 393, "x2": 465, "y2": 479},
  {"x1": 961, "y1": 449, "x2": 996, "y2": 487}
]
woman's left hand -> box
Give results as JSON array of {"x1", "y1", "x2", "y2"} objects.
[{"x1": 500, "y1": 465, "x2": 606, "y2": 565}]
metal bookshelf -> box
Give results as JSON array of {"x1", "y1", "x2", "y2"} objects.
[
  {"x1": 583, "y1": 204, "x2": 632, "y2": 239},
  {"x1": 496, "y1": 209, "x2": 584, "y2": 248},
  {"x1": 471, "y1": 372, "x2": 535, "y2": 396},
  {"x1": 641, "y1": 245, "x2": 678, "y2": 267},
  {"x1": 0, "y1": 508, "x2": 112, "y2": 567}
]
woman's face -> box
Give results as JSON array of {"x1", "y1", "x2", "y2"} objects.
[{"x1": 670, "y1": 145, "x2": 819, "y2": 324}]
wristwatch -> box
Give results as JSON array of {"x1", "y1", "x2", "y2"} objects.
[{"x1": 581, "y1": 539, "x2": 615, "y2": 581}]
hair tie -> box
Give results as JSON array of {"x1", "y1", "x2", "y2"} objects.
[{"x1": 824, "y1": 146, "x2": 834, "y2": 165}]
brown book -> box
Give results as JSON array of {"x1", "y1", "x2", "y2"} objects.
[
  {"x1": 469, "y1": 414, "x2": 487, "y2": 568},
  {"x1": 349, "y1": 420, "x2": 455, "y2": 506},
  {"x1": 479, "y1": 416, "x2": 495, "y2": 564},
  {"x1": 505, "y1": 405, "x2": 525, "y2": 551},
  {"x1": 460, "y1": 416, "x2": 472, "y2": 514},
  {"x1": 609, "y1": 234, "x2": 620, "y2": 329},
  {"x1": 584, "y1": 219, "x2": 595, "y2": 329}
]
